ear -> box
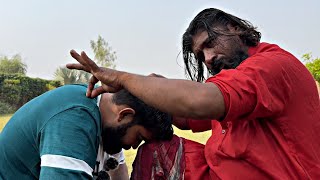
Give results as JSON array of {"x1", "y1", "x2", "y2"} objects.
[{"x1": 117, "y1": 108, "x2": 135, "y2": 123}]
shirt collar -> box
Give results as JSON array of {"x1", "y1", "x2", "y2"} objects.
[
  {"x1": 248, "y1": 43, "x2": 260, "y2": 57},
  {"x1": 96, "y1": 95, "x2": 101, "y2": 107}
]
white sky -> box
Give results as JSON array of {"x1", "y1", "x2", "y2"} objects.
[{"x1": 0, "y1": 0, "x2": 319, "y2": 79}]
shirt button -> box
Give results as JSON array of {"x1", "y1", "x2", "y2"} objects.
[{"x1": 222, "y1": 129, "x2": 226, "y2": 134}]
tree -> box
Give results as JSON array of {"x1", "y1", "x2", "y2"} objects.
[
  {"x1": 54, "y1": 67, "x2": 90, "y2": 85},
  {"x1": 54, "y1": 35, "x2": 116, "y2": 85},
  {"x1": 302, "y1": 53, "x2": 320, "y2": 82},
  {"x1": 0, "y1": 54, "x2": 27, "y2": 75},
  {"x1": 90, "y1": 35, "x2": 116, "y2": 68}
]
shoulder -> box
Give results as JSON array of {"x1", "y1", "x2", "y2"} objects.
[
  {"x1": 41, "y1": 106, "x2": 101, "y2": 135},
  {"x1": 44, "y1": 84, "x2": 100, "y2": 115},
  {"x1": 246, "y1": 42, "x2": 299, "y2": 66},
  {"x1": 40, "y1": 107, "x2": 101, "y2": 168},
  {"x1": 235, "y1": 43, "x2": 303, "y2": 79}
]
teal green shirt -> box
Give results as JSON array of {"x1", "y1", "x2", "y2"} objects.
[{"x1": 0, "y1": 84, "x2": 101, "y2": 179}]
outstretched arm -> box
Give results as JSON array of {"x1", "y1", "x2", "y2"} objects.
[{"x1": 67, "y1": 50, "x2": 225, "y2": 120}]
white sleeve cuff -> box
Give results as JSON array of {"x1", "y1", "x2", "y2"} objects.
[{"x1": 108, "y1": 149, "x2": 126, "y2": 164}]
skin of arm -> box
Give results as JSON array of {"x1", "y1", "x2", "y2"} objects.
[
  {"x1": 148, "y1": 73, "x2": 193, "y2": 129},
  {"x1": 67, "y1": 50, "x2": 225, "y2": 120},
  {"x1": 116, "y1": 72, "x2": 225, "y2": 119},
  {"x1": 108, "y1": 164, "x2": 129, "y2": 180}
]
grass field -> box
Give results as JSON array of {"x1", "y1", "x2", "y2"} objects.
[
  {"x1": 0, "y1": 114, "x2": 211, "y2": 175},
  {"x1": 0, "y1": 114, "x2": 11, "y2": 133}
]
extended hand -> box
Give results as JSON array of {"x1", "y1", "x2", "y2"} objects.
[
  {"x1": 67, "y1": 50, "x2": 124, "y2": 98},
  {"x1": 147, "y1": 73, "x2": 166, "y2": 78}
]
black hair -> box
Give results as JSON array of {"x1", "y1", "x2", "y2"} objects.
[
  {"x1": 182, "y1": 8, "x2": 261, "y2": 82},
  {"x1": 111, "y1": 89, "x2": 173, "y2": 141}
]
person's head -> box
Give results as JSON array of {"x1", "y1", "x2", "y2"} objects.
[
  {"x1": 182, "y1": 8, "x2": 261, "y2": 82},
  {"x1": 99, "y1": 89, "x2": 173, "y2": 154}
]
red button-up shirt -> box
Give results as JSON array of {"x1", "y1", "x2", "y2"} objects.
[{"x1": 189, "y1": 43, "x2": 320, "y2": 179}]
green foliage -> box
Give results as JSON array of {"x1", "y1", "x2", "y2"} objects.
[
  {"x1": 0, "y1": 102, "x2": 15, "y2": 114},
  {"x1": 90, "y1": 35, "x2": 116, "y2": 68},
  {"x1": 0, "y1": 54, "x2": 27, "y2": 75},
  {"x1": 0, "y1": 73, "x2": 62, "y2": 113},
  {"x1": 54, "y1": 67, "x2": 91, "y2": 85},
  {"x1": 48, "y1": 80, "x2": 62, "y2": 88},
  {"x1": 302, "y1": 53, "x2": 320, "y2": 82},
  {"x1": 46, "y1": 83, "x2": 56, "y2": 91},
  {"x1": 1, "y1": 79, "x2": 21, "y2": 108},
  {"x1": 53, "y1": 35, "x2": 116, "y2": 84}
]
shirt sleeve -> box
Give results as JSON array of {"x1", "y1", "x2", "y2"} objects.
[
  {"x1": 39, "y1": 107, "x2": 99, "y2": 179},
  {"x1": 108, "y1": 149, "x2": 126, "y2": 165},
  {"x1": 206, "y1": 52, "x2": 292, "y2": 122},
  {"x1": 187, "y1": 119, "x2": 212, "y2": 132}
]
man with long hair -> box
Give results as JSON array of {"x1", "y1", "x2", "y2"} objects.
[{"x1": 67, "y1": 8, "x2": 320, "y2": 179}]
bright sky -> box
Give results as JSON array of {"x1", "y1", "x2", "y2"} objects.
[{"x1": 0, "y1": 0, "x2": 319, "y2": 80}]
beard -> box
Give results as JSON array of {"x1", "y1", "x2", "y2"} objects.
[
  {"x1": 208, "y1": 50, "x2": 248, "y2": 76},
  {"x1": 101, "y1": 122, "x2": 134, "y2": 154}
]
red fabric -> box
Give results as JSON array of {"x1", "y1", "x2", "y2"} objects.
[
  {"x1": 187, "y1": 119, "x2": 212, "y2": 132},
  {"x1": 132, "y1": 43, "x2": 320, "y2": 179},
  {"x1": 197, "y1": 42, "x2": 320, "y2": 179},
  {"x1": 131, "y1": 135, "x2": 212, "y2": 180},
  {"x1": 183, "y1": 138, "x2": 211, "y2": 180},
  {"x1": 131, "y1": 135, "x2": 185, "y2": 180}
]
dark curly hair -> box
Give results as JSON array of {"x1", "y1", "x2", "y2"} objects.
[
  {"x1": 182, "y1": 8, "x2": 261, "y2": 82},
  {"x1": 111, "y1": 89, "x2": 173, "y2": 141}
]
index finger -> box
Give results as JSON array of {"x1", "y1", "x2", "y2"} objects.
[
  {"x1": 80, "y1": 51, "x2": 100, "y2": 73},
  {"x1": 66, "y1": 63, "x2": 90, "y2": 72},
  {"x1": 70, "y1": 50, "x2": 89, "y2": 66},
  {"x1": 86, "y1": 75, "x2": 99, "y2": 97}
]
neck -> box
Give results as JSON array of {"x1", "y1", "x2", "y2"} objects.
[{"x1": 99, "y1": 93, "x2": 111, "y2": 127}]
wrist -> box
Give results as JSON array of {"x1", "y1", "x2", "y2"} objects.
[
  {"x1": 118, "y1": 71, "x2": 144, "y2": 90},
  {"x1": 117, "y1": 71, "x2": 132, "y2": 88}
]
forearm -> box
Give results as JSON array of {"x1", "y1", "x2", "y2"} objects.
[
  {"x1": 119, "y1": 72, "x2": 225, "y2": 119},
  {"x1": 108, "y1": 164, "x2": 129, "y2": 180},
  {"x1": 68, "y1": 51, "x2": 224, "y2": 119}
]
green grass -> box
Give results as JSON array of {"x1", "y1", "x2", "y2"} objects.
[
  {"x1": 0, "y1": 114, "x2": 11, "y2": 133},
  {"x1": 0, "y1": 114, "x2": 211, "y2": 175}
]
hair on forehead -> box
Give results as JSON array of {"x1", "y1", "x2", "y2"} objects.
[{"x1": 182, "y1": 8, "x2": 261, "y2": 82}]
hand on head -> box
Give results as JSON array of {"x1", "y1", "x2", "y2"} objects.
[
  {"x1": 147, "y1": 73, "x2": 166, "y2": 78},
  {"x1": 67, "y1": 50, "x2": 124, "y2": 98}
]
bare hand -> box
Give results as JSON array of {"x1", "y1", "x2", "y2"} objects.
[
  {"x1": 147, "y1": 73, "x2": 166, "y2": 78},
  {"x1": 66, "y1": 50, "x2": 124, "y2": 98}
]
